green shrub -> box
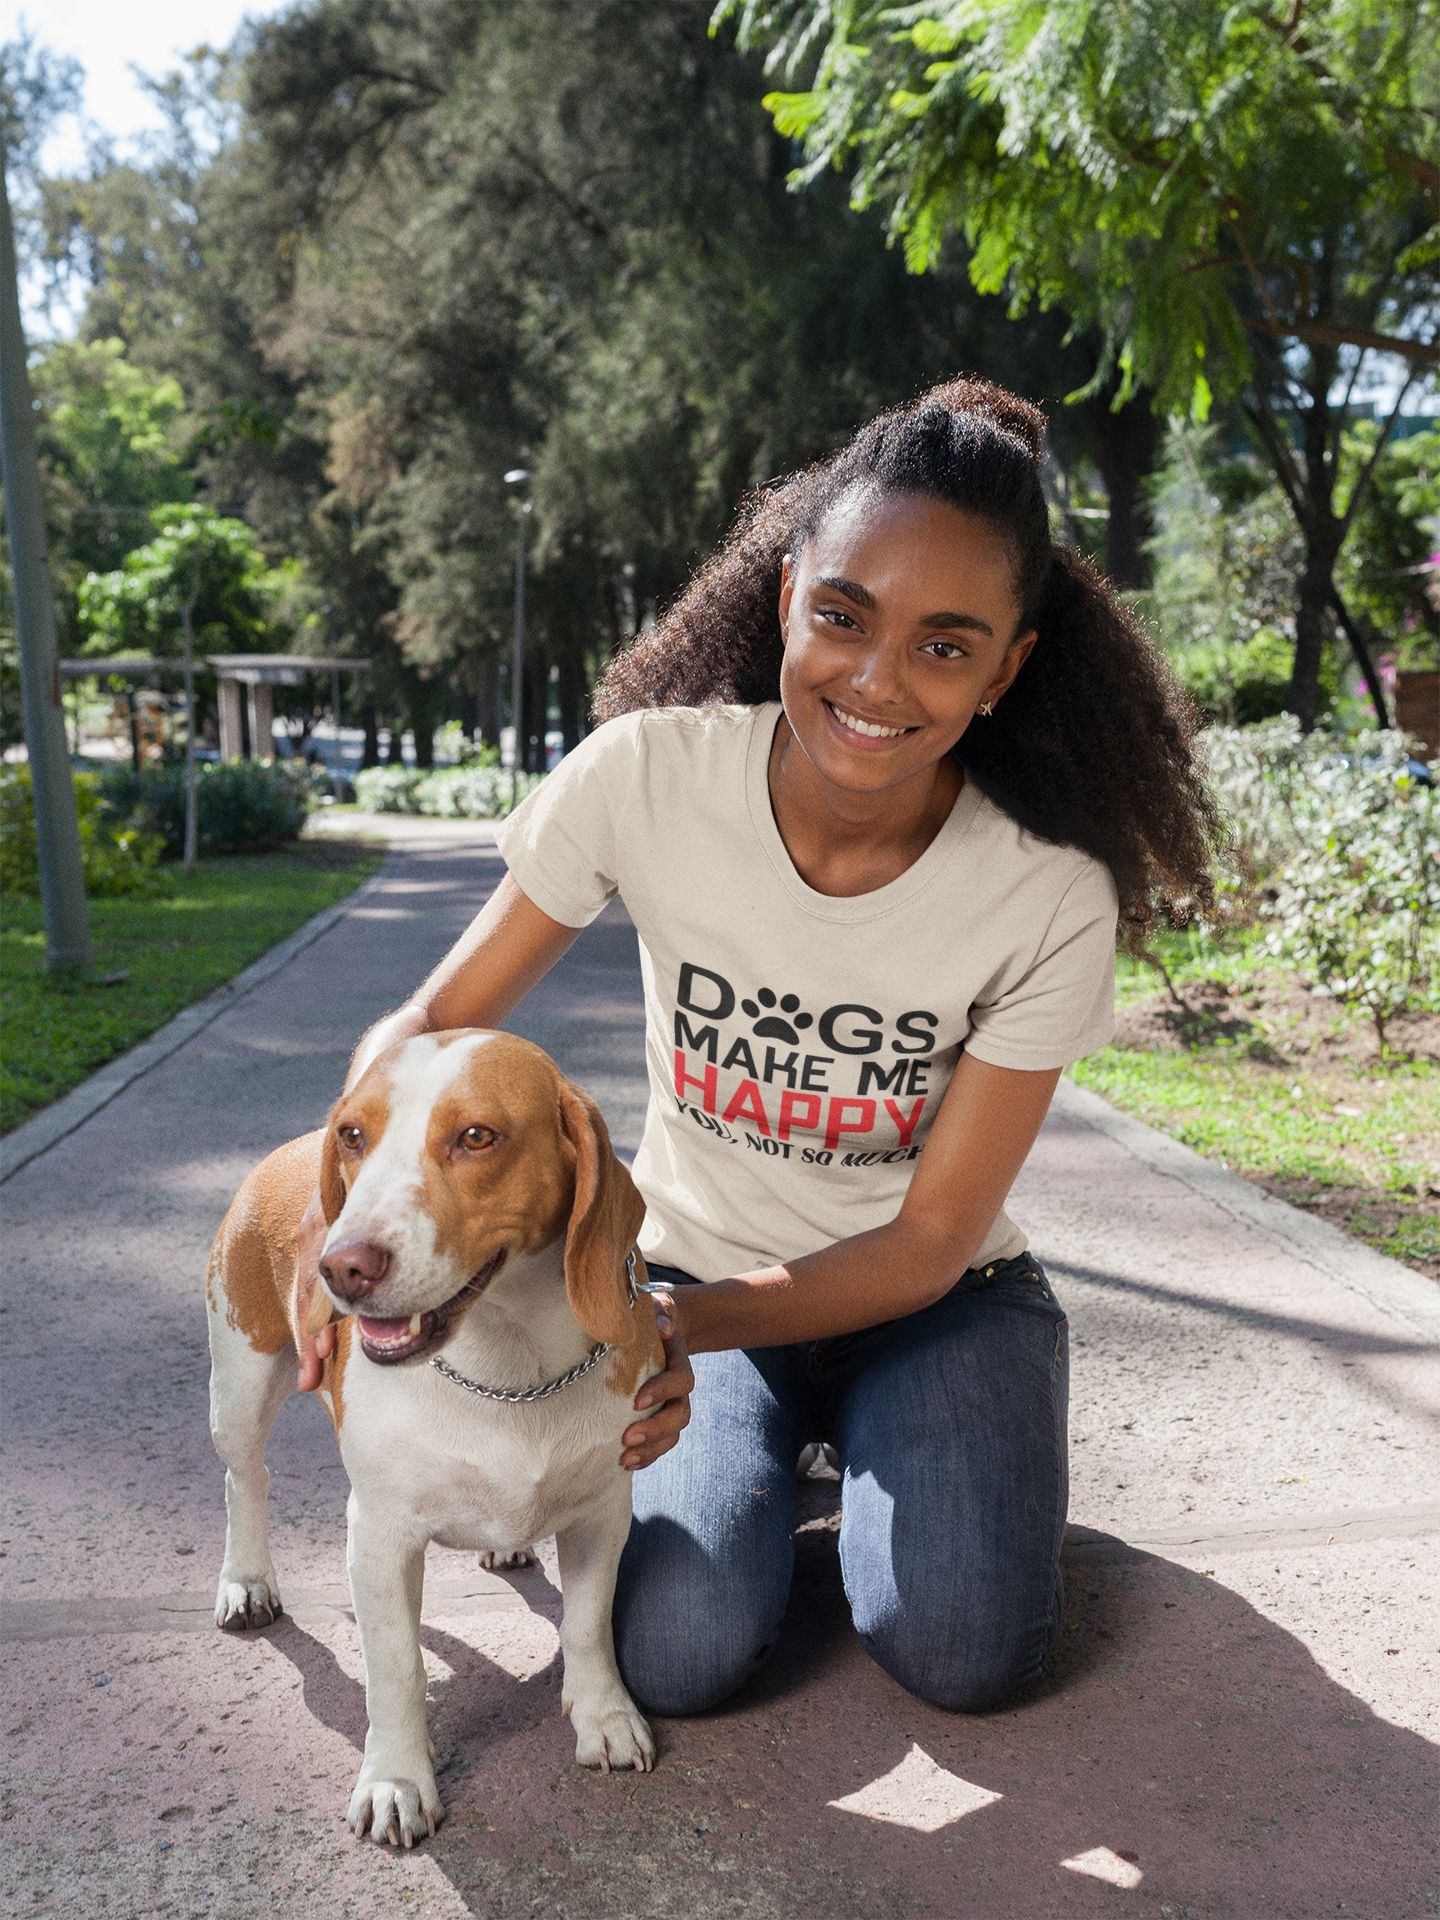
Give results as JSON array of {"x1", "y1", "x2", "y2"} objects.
[
  {"x1": 354, "y1": 763, "x2": 542, "y2": 818},
  {"x1": 0, "y1": 765, "x2": 167, "y2": 898},
  {"x1": 1205, "y1": 720, "x2": 1440, "y2": 1048},
  {"x1": 353, "y1": 766, "x2": 425, "y2": 813},
  {"x1": 97, "y1": 759, "x2": 312, "y2": 858}
]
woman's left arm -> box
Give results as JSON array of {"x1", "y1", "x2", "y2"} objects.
[{"x1": 619, "y1": 1054, "x2": 1061, "y2": 1465}]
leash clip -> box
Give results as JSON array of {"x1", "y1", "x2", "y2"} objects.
[{"x1": 625, "y1": 1249, "x2": 639, "y2": 1308}]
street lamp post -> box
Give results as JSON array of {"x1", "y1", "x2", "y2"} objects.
[{"x1": 503, "y1": 468, "x2": 531, "y2": 811}]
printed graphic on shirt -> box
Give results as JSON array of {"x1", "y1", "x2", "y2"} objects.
[{"x1": 668, "y1": 960, "x2": 946, "y2": 1170}]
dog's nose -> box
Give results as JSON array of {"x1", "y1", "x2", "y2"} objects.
[{"x1": 320, "y1": 1240, "x2": 391, "y2": 1303}]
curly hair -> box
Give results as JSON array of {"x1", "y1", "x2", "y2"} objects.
[{"x1": 594, "y1": 376, "x2": 1220, "y2": 941}]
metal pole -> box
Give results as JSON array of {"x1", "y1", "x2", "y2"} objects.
[
  {"x1": 0, "y1": 168, "x2": 91, "y2": 969},
  {"x1": 180, "y1": 533, "x2": 202, "y2": 872},
  {"x1": 511, "y1": 523, "x2": 525, "y2": 811}
]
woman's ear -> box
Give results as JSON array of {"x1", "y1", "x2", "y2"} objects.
[
  {"x1": 779, "y1": 553, "x2": 795, "y2": 643},
  {"x1": 557, "y1": 1080, "x2": 646, "y2": 1348},
  {"x1": 983, "y1": 628, "x2": 1038, "y2": 710}
]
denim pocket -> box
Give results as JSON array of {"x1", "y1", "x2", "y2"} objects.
[{"x1": 967, "y1": 1254, "x2": 1066, "y2": 1324}]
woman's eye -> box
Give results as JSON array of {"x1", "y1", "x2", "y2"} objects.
[
  {"x1": 924, "y1": 640, "x2": 965, "y2": 661},
  {"x1": 338, "y1": 1126, "x2": 364, "y2": 1153},
  {"x1": 459, "y1": 1125, "x2": 497, "y2": 1152},
  {"x1": 818, "y1": 607, "x2": 860, "y2": 630}
]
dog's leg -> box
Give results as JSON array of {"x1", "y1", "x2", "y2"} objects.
[
  {"x1": 345, "y1": 1505, "x2": 444, "y2": 1846},
  {"x1": 208, "y1": 1294, "x2": 297, "y2": 1630},
  {"x1": 554, "y1": 1481, "x2": 655, "y2": 1772}
]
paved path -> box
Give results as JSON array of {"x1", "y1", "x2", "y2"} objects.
[{"x1": 2, "y1": 821, "x2": 1435, "y2": 1920}]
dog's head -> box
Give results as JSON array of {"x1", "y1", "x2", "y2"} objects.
[{"x1": 318, "y1": 1030, "x2": 644, "y2": 1365}]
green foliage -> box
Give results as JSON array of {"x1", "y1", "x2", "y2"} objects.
[
  {"x1": 1336, "y1": 424, "x2": 1440, "y2": 668},
  {"x1": 723, "y1": 0, "x2": 1437, "y2": 416},
  {"x1": 1143, "y1": 421, "x2": 1314, "y2": 724},
  {"x1": 1262, "y1": 745, "x2": 1439, "y2": 1049},
  {"x1": 0, "y1": 766, "x2": 167, "y2": 899},
  {"x1": 95, "y1": 759, "x2": 313, "y2": 860},
  {"x1": 354, "y1": 764, "x2": 542, "y2": 819},
  {"x1": 1205, "y1": 719, "x2": 1440, "y2": 1047},
  {"x1": 77, "y1": 503, "x2": 285, "y2": 660}
]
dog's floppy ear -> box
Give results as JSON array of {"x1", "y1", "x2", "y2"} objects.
[
  {"x1": 317, "y1": 1113, "x2": 348, "y2": 1227},
  {"x1": 557, "y1": 1079, "x2": 646, "y2": 1348}
]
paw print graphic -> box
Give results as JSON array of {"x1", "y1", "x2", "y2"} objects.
[{"x1": 740, "y1": 988, "x2": 813, "y2": 1047}]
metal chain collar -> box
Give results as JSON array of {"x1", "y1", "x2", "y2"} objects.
[{"x1": 428, "y1": 1253, "x2": 641, "y2": 1405}]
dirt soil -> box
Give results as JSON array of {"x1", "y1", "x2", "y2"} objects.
[{"x1": 1111, "y1": 974, "x2": 1440, "y2": 1283}]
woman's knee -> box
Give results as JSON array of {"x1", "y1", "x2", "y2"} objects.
[
  {"x1": 613, "y1": 1515, "x2": 791, "y2": 1716},
  {"x1": 853, "y1": 1587, "x2": 1061, "y2": 1712}
]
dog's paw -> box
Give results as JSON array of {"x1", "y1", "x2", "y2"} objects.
[
  {"x1": 214, "y1": 1572, "x2": 283, "y2": 1631},
  {"x1": 347, "y1": 1768, "x2": 444, "y2": 1848},
  {"x1": 569, "y1": 1696, "x2": 656, "y2": 1774},
  {"x1": 477, "y1": 1547, "x2": 536, "y2": 1570}
]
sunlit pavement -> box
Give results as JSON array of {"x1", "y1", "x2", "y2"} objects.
[{"x1": 2, "y1": 819, "x2": 1434, "y2": 1919}]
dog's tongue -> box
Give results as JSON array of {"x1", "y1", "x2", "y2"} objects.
[{"x1": 358, "y1": 1312, "x2": 422, "y2": 1348}]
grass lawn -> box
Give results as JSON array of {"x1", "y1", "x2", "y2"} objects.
[
  {"x1": 1070, "y1": 929, "x2": 1440, "y2": 1281},
  {"x1": 0, "y1": 837, "x2": 384, "y2": 1134}
]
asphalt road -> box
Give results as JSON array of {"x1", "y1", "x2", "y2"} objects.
[{"x1": 2, "y1": 817, "x2": 1434, "y2": 1920}]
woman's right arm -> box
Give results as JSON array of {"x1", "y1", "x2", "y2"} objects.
[
  {"x1": 295, "y1": 873, "x2": 583, "y2": 1388},
  {"x1": 341, "y1": 872, "x2": 584, "y2": 1091}
]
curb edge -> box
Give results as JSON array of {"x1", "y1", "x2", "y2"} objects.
[
  {"x1": 0, "y1": 860, "x2": 392, "y2": 1187},
  {"x1": 1051, "y1": 1075, "x2": 1440, "y2": 1344}
]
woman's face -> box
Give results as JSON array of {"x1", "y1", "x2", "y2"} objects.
[{"x1": 777, "y1": 487, "x2": 1036, "y2": 798}]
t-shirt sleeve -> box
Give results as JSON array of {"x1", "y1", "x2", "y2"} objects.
[
  {"x1": 963, "y1": 858, "x2": 1118, "y2": 1071},
  {"x1": 493, "y1": 717, "x2": 636, "y2": 928}
]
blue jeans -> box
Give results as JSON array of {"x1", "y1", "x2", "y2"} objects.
[{"x1": 613, "y1": 1254, "x2": 1069, "y2": 1716}]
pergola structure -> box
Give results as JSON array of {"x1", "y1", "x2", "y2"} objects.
[
  {"x1": 59, "y1": 657, "x2": 185, "y2": 771},
  {"x1": 59, "y1": 655, "x2": 371, "y2": 768},
  {"x1": 206, "y1": 655, "x2": 370, "y2": 762}
]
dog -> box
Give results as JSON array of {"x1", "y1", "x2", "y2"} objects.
[{"x1": 205, "y1": 1029, "x2": 662, "y2": 1846}]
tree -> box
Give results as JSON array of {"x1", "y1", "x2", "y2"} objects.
[
  {"x1": 720, "y1": 0, "x2": 1439, "y2": 728},
  {"x1": 30, "y1": 337, "x2": 192, "y2": 649},
  {"x1": 78, "y1": 502, "x2": 285, "y2": 659}
]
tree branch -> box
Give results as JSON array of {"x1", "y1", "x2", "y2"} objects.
[
  {"x1": 1329, "y1": 587, "x2": 1390, "y2": 727},
  {"x1": 1243, "y1": 381, "x2": 1306, "y2": 517},
  {"x1": 1243, "y1": 313, "x2": 1439, "y2": 363},
  {"x1": 1336, "y1": 367, "x2": 1419, "y2": 543}
]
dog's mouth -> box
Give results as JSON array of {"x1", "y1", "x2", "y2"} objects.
[{"x1": 356, "y1": 1250, "x2": 507, "y2": 1365}]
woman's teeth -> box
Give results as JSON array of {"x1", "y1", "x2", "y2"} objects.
[{"x1": 829, "y1": 704, "x2": 908, "y2": 739}]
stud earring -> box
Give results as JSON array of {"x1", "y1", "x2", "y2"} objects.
[{"x1": 979, "y1": 701, "x2": 994, "y2": 717}]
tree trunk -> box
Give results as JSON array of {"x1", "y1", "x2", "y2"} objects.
[
  {"x1": 1084, "y1": 385, "x2": 1159, "y2": 589},
  {"x1": 1290, "y1": 544, "x2": 1339, "y2": 732},
  {"x1": 476, "y1": 653, "x2": 499, "y2": 750},
  {"x1": 360, "y1": 700, "x2": 381, "y2": 768},
  {"x1": 523, "y1": 650, "x2": 547, "y2": 772},
  {"x1": 383, "y1": 718, "x2": 405, "y2": 764},
  {"x1": 1286, "y1": 338, "x2": 1343, "y2": 733},
  {"x1": 409, "y1": 680, "x2": 436, "y2": 769},
  {"x1": 555, "y1": 628, "x2": 586, "y2": 753}
]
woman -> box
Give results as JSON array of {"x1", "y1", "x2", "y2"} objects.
[{"x1": 301, "y1": 378, "x2": 1217, "y2": 1716}]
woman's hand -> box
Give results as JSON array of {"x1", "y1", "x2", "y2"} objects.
[{"x1": 620, "y1": 1291, "x2": 694, "y2": 1471}]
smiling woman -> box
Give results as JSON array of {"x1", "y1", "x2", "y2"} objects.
[{"x1": 301, "y1": 376, "x2": 1221, "y2": 1727}]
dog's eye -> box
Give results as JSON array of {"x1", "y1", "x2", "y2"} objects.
[
  {"x1": 458, "y1": 1125, "x2": 498, "y2": 1152},
  {"x1": 338, "y1": 1126, "x2": 364, "y2": 1153}
]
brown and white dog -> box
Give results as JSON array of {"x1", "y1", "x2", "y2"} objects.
[{"x1": 205, "y1": 1030, "x2": 662, "y2": 1846}]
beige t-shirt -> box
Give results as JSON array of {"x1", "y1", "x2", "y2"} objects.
[{"x1": 497, "y1": 703, "x2": 1117, "y2": 1280}]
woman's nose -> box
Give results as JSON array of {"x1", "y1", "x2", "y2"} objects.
[{"x1": 850, "y1": 639, "x2": 905, "y2": 706}]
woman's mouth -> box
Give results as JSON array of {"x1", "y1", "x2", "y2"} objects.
[
  {"x1": 356, "y1": 1250, "x2": 507, "y2": 1365},
  {"x1": 824, "y1": 699, "x2": 917, "y2": 744}
]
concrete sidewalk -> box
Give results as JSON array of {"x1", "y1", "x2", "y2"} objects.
[{"x1": 1, "y1": 820, "x2": 1434, "y2": 1920}]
